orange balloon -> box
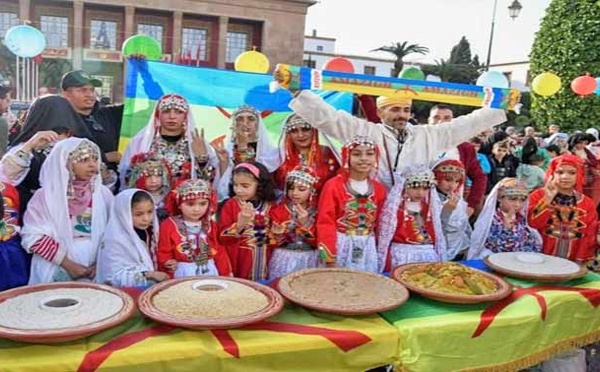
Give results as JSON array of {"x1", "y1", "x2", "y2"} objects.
[{"x1": 323, "y1": 57, "x2": 355, "y2": 73}]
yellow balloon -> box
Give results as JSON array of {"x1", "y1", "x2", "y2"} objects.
[
  {"x1": 234, "y1": 50, "x2": 270, "y2": 73},
  {"x1": 532, "y1": 72, "x2": 562, "y2": 97}
]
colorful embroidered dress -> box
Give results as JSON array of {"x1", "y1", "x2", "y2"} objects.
[
  {"x1": 484, "y1": 211, "x2": 541, "y2": 254},
  {"x1": 0, "y1": 182, "x2": 30, "y2": 291},
  {"x1": 219, "y1": 197, "x2": 273, "y2": 281}
]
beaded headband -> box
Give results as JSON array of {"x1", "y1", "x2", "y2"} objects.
[
  {"x1": 68, "y1": 140, "x2": 99, "y2": 163},
  {"x1": 403, "y1": 166, "x2": 436, "y2": 188},
  {"x1": 498, "y1": 178, "x2": 528, "y2": 199},
  {"x1": 175, "y1": 179, "x2": 211, "y2": 203},
  {"x1": 343, "y1": 135, "x2": 376, "y2": 150},
  {"x1": 232, "y1": 105, "x2": 259, "y2": 120},
  {"x1": 433, "y1": 160, "x2": 465, "y2": 179},
  {"x1": 157, "y1": 94, "x2": 189, "y2": 113},
  {"x1": 284, "y1": 115, "x2": 312, "y2": 133},
  {"x1": 286, "y1": 166, "x2": 319, "y2": 188},
  {"x1": 130, "y1": 153, "x2": 166, "y2": 177}
]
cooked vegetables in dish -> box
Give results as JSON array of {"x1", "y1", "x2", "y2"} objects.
[{"x1": 400, "y1": 262, "x2": 498, "y2": 295}]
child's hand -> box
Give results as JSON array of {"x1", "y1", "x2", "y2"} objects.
[
  {"x1": 543, "y1": 175, "x2": 558, "y2": 203},
  {"x1": 443, "y1": 193, "x2": 459, "y2": 212},
  {"x1": 163, "y1": 259, "x2": 178, "y2": 273},
  {"x1": 271, "y1": 222, "x2": 286, "y2": 235},
  {"x1": 237, "y1": 202, "x2": 255, "y2": 229},
  {"x1": 294, "y1": 204, "x2": 309, "y2": 226},
  {"x1": 147, "y1": 271, "x2": 169, "y2": 282},
  {"x1": 60, "y1": 257, "x2": 89, "y2": 280}
]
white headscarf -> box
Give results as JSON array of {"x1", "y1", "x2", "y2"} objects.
[
  {"x1": 119, "y1": 94, "x2": 218, "y2": 189},
  {"x1": 377, "y1": 165, "x2": 447, "y2": 271},
  {"x1": 467, "y1": 178, "x2": 541, "y2": 259},
  {"x1": 96, "y1": 188, "x2": 158, "y2": 286},
  {"x1": 21, "y1": 137, "x2": 113, "y2": 284},
  {"x1": 216, "y1": 105, "x2": 281, "y2": 201}
]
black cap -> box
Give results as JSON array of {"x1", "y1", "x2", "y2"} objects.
[{"x1": 61, "y1": 70, "x2": 102, "y2": 90}]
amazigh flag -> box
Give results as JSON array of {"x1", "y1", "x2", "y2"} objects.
[
  {"x1": 382, "y1": 262, "x2": 600, "y2": 371},
  {"x1": 0, "y1": 289, "x2": 399, "y2": 371},
  {"x1": 119, "y1": 59, "x2": 353, "y2": 153}
]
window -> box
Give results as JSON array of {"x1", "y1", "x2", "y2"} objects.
[
  {"x1": 0, "y1": 12, "x2": 19, "y2": 40},
  {"x1": 226, "y1": 31, "x2": 248, "y2": 63},
  {"x1": 92, "y1": 75, "x2": 113, "y2": 99},
  {"x1": 137, "y1": 23, "x2": 163, "y2": 46},
  {"x1": 364, "y1": 66, "x2": 376, "y2": 75},
  {"x1": 182, "y1": 27, "x2": 207, "y2": 61},
  {"x1": 316, "y1": 45, "x2": 323, "y2": 52},
  {"x1": 303, "y1": 59, "x2": 316, "y2": 68},
  {"x1": 90, "y1": 20, "x2": 117, "y2": 50},
  {"x1": 40, "y1": 15, "x2": 69, "y2": 48}
]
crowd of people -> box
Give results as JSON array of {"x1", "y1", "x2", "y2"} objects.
[{"x1": 0, "y1": 68, "x2": 598, "y2": 295}]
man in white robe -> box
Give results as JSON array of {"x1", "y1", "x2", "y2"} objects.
[{"x1": 286, "y1": 91, "x2": 507, "y2": 189}]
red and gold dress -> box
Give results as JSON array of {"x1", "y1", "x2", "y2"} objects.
[
  {"x1": 274, "y1": 145, "x2": 339, "y2": 194},
  {"x1": 157, "y1": 216, "x2": 231, "y2": 278},
  {"x1": 316, "y1": 175, "x2": 386, "y2": 273},
  {"x1": 267, "y1": 202, "x2": 318, "y2": 279},
  {"x1": 0, "y1": 182, "x2": 29, "y2": 291},
  {"x1": 528, "y1": 189, "x2": 598, "y2": 262},
  {"x1": 219, "y1": 198, "x2": 273, "y2": 281}
]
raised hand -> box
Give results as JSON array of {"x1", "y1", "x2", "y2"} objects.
[
  {"x1": 294, "y1": 203, "x2": 310, "y2": 226},
  {"x1": 543, "y1": 175, "x2": 558, "y2": 203},
  {"x1": 191, "y1": 128, "x2": 208, "y2": 157},
  {"x1": 22, "y1": 130, "x2": 60, "y2": 152},
  {"x1": 443, "y1": 192, "x2": 459, "y2": 213},
  {"x1": 237, "y1": 201, "x2": 255, "y2": 229}
]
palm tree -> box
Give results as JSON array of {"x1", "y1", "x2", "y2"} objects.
[{"x1": 371, "y1": 42, "x2": 429, "y2": 76}]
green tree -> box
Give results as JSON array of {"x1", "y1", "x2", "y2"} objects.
[
  {"x1": 529, "y1": 0, "x2": 600, "y2": 132},
  {"x1": 449, "y1": 36, "x2": 473, "y2": 65},
  {"x1": 371, "y1": 41, "x2": 429, "y2": 76},
  {"x1": 39, "y1": 58, "x2": 73, "y2": 90},
  {"x1": 421, "y1": 37, "x2": 481, "y2": 84},
  {"x1": 0, "y1": 44, "x2": 16, "y2": 86}
]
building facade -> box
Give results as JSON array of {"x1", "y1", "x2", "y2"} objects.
[
  {"x1": 0, "y1": 0, "x2": 314, "y2": 101},
  {"x1": 303, "y1": 30, "x2": 395, "y2": 77}
]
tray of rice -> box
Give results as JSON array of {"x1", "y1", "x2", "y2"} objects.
[
  {"x1": 391, "y1": 262, "x2": 512, "y2": 304},
  {"x1": 138, "y1": 277, "x2": 284, "y2": 330},
  {"x1": 0, "y1": 282, "x2": 136, "y2": 343},
  {"x1": 484, "y1": 252, "x2": 587, "y2": 283},
  {"x1": 277, "y1": 268, "x2": 409, "y2": 315}
]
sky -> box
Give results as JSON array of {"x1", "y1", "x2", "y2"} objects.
[{"x1": 304, "y1": 0, "x2": 552, "y2": 65}]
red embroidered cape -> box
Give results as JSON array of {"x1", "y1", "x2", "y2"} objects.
[
  {"x1": 316, "y1": 175, "x2": 387, "y2": 262},
  {"x1": 218, "y1": 198, "x2": 273, "y2": 281},
  {"x1": 157, "y1": 217, "x2": 232, "y2": 277},
  {"x1": 528, "y1": 189, "x2": 598, "y2": 262},
  {"x1": 269, "y1": 202, "x2": 316, "y2": 249}
]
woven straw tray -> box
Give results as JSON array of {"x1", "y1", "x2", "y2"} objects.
[
  {"x1": 278, "y1": 268, "x2": 409, "y2": 316},
  {"x1": 484, "y1": 252, "x2": 587, "y2": 283},
  {"x1": 0, "y1": 282, "x2": 136, "y2": 343},
  {"x1": 138, "y1": 277, "x2": 284, "y2": 330}
]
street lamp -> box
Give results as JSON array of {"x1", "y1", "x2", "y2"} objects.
[{"x1": 485, "y1": 0, "x2": 523, "y2": 70}]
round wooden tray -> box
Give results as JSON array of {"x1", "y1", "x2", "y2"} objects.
[
  {"x1": 138, "y1": 277, "x2": 284, "y2": 330},
  {"x1": 484, "y1": 252, "x2": 588, "y2": 283},
  {"x1": 391, "y1": 263, "x2": 512, "y2": 304},
  {"x1": 0, "y1": 282, "x2": 137, "y2": 344},
  {"x1": 278, "y1": 268, "x2": 409, "y2": 316}
]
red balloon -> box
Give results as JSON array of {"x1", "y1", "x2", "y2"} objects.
[
  {"x1": 323, "y1": 57, "x2": 355, "y2": 73},
  {"x1": 571, "y1": 74, "x2": 598, "y2": 96}
]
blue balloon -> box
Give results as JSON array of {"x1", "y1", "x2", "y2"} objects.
[
  {"x1": 3, "y1": 25, "x2": 46, "y2": 58},
  {"x1": 595, "y1": 78, "x2": 600, "y2": 95},
  {"x1": 476, "y1": 71, "x2": 510, "y2": 89}
]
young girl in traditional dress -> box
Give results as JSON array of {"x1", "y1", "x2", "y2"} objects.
[
  {"x1": 378, "y1": 165, "x2": 446, "y2": 271},
  {"x1": 219, "y1": 162, "x2": 277, "y2": 281},
  {"x1": 158, "y1": 179, "x2": 231, "y2": 278},
  {"x1": 528, "y1": 154, "x2": 599, "y2": 264},
  {"x1": 96, "y1": 189, "x2": 169, "y2": 287},
  {"x1": 127, "y1": 152, "x2": 172, "y2": 220},
  {"x1": 432, "y1": 159, "x2": 471, "y2": 260},
  {"x1": 268, "y1": 166, "x2": 319, "y2": 279},
  {"x1": 317, "y1": 135, "x2": 386, "y2": 273},
  {"x1": 21, "y1": 138, "x2": 113, "y2": 284},
  {"x1": 0, "y1": 181, "x2": 30, "y2": 290},
  {"x1": 468, "y1": 178, "x2": 541, "y2": 259}
]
